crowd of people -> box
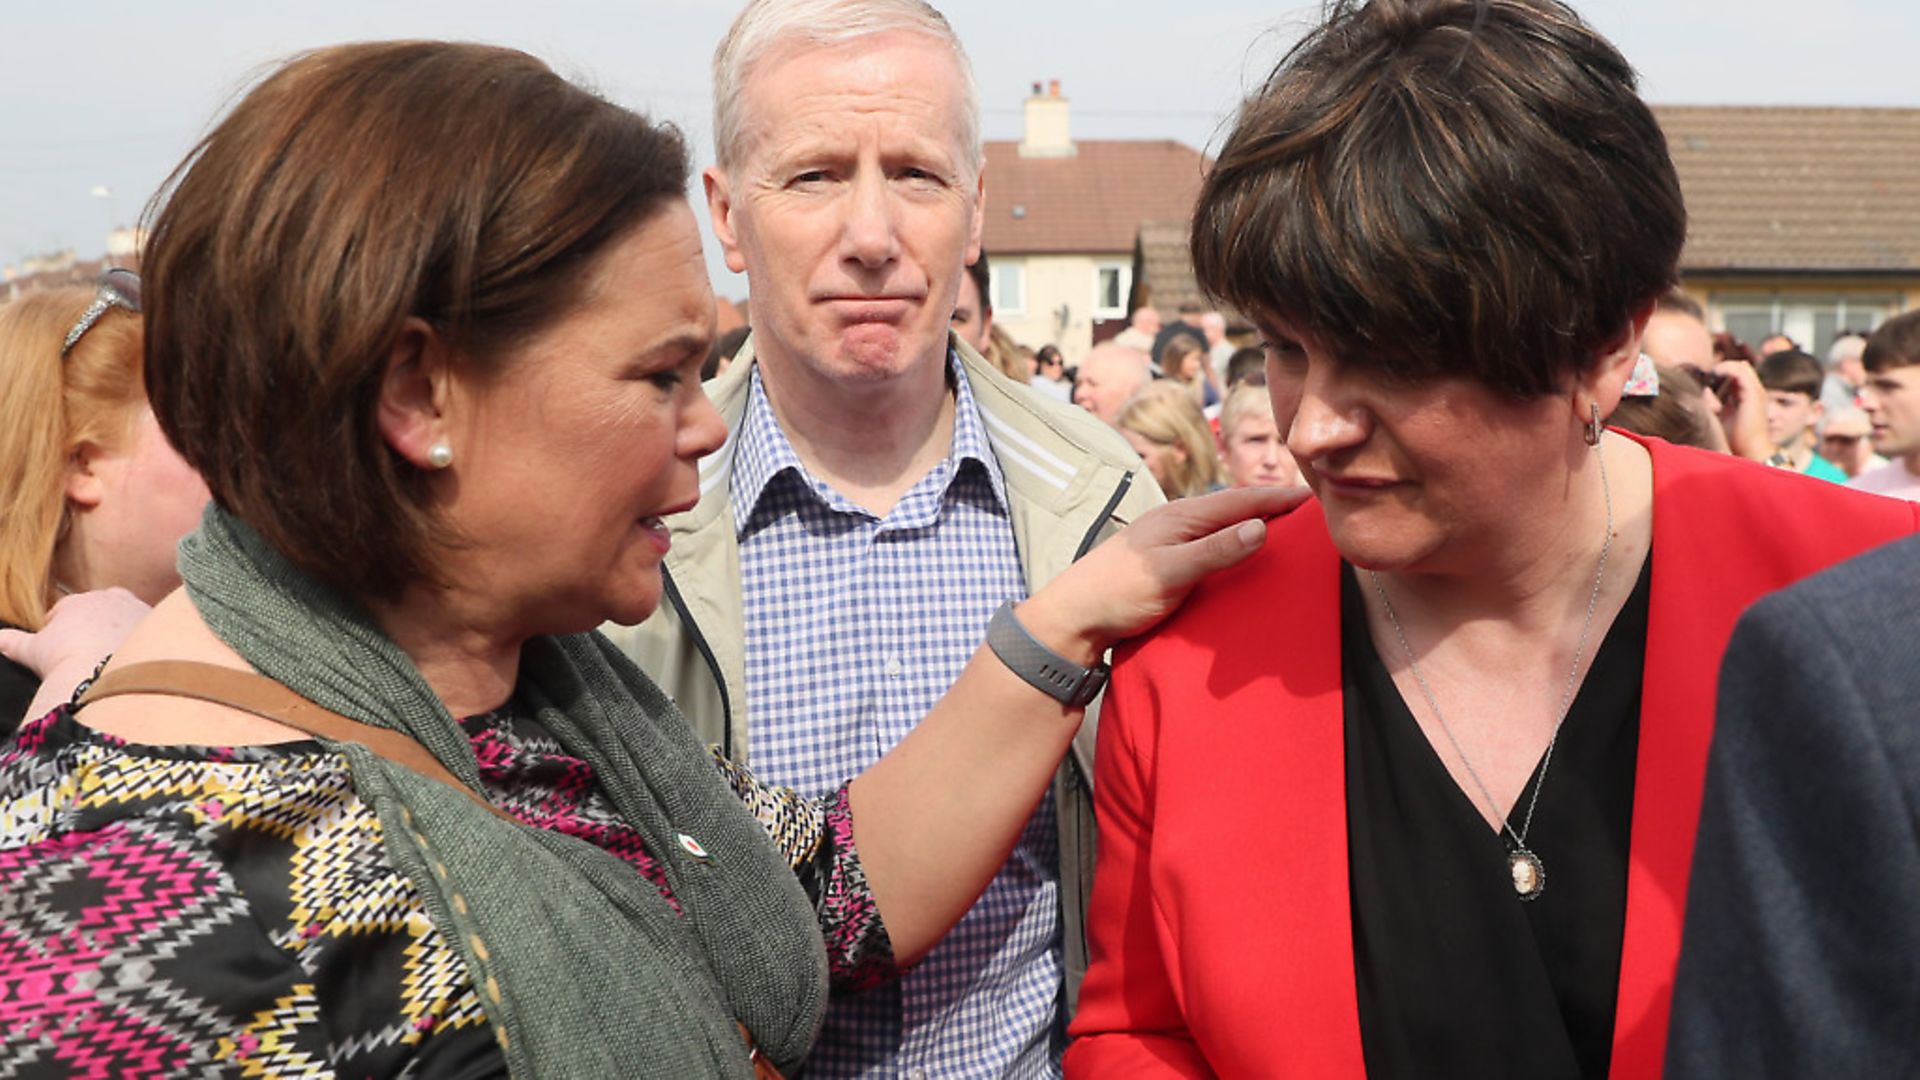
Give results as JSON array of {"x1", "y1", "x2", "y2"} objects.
[{"x1": 3, "y1": 0, "x2": 1918, "y2": 1078}]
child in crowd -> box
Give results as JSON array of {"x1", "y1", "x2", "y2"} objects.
[{"x1": 1756, "y1": 349, "x2": 1849, "y2": 482}]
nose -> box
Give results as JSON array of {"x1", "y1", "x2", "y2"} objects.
[
  {"x1": 1282, "y1": 367, "x2": 1370, "y2": 464},
  {"x1": 681, "y1": 384, "x2": 730, "y2": 462},
  {"x1": 840, "y1": 169, "x2": 900, "y2": 270}
]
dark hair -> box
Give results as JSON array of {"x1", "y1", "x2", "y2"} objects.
[
  {"x1": 1192, "y1": 0, "x2": 1684, "y2": 399},
  {"x1": 1756, "y1": 349, "x2": 1824, "y2": 399},
  {"x1": 1035, "y1": 344, "x2": 1063, "y2": 368},
  {"x1": 965, "y1": 250, "x2": 992, "y2": 318},
  {"x1": 1864, "y1": 311, "x2": 1920, "y2": 373},
  {"x1": 1712, "y1": 332, "x2": 1756, "y2": 364},
  {"x1": 1226, "y1": 345, "x2": 1268, "y2": 388},
  {"x1": 143, "y1": 42, "x2": 690, "y2": 602}
]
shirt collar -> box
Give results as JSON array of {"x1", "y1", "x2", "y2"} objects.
[{"x1": 729, "y1": 349, "x2": 1008, "y2": 534}]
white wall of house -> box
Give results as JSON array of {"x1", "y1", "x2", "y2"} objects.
[{"x1": 989, "y1": 253, "x2": 1134, "y2": 365}]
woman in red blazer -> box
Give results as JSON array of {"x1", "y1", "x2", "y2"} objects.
[{"x1": 1064, "y1": 2, "x2": 1920, "y2": 1077}]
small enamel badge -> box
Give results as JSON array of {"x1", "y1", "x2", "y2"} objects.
[{"x1": 677, "y1": 833, "x2": 713, "y2": 864}]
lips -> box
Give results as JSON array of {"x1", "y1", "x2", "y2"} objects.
[{"x1": 822, "y1": 297, "x2": 918, "y2": 322}]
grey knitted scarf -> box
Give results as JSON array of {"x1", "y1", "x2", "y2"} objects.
[{"x1": 178, "y1": 506, "x2": 827, "y2": 1077}]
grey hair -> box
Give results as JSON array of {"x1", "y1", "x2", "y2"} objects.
[
  {"x1": 712, "y1": 0, "x2": 982, "y2": 173},
  {"x1": 1828, "y1": 332, "x2": 1868, "y2": 370}
]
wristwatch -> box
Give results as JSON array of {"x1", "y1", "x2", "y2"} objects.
[{"x1": 985, "y1": 601, "x2": 1110, "y2": 708}]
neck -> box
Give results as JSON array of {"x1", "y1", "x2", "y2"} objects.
[
  {"x1": 1782, "y1": 432, "x2": 1816, "y2": 468},
  {"x1": 365, "y1": 588, "x2": 522, "y2": 719},
  {"x1": 756, "y1": 346, "x2": 957, "y2": 516},
  {"x1": 1373, "y1": 434, "x2": 1651, "y2": 637}
]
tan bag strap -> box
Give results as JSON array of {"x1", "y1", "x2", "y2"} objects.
[
  {"x1": 78, "y1": 660, "x2": 518, "y2": 824},
  {"x1": 81, "y1": 659, "x2": 789, "y2": 1077}
]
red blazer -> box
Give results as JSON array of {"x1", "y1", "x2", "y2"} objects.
[{"x1": 1065, "y1": 438, "x2": 1920, "y2": 1079}]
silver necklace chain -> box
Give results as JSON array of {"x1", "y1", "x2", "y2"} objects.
[{"x1": 1367, "y1": 437, "x2": 1614, "y2": 896}]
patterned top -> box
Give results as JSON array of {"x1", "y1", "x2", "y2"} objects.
[
  {"x1": 734, "y1": 358, "x2": 1061, "y2": 1079},
  {"x1": 0, "y1": 699, "x2": 895, "y2": 1078}
]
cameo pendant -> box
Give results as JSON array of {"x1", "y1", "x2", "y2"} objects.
[{"x1": 1509, "y1": 848, "x2": 1546, "y2": 901}]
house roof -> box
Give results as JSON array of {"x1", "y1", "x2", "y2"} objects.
[
  {"x1": 1134, "y1": 219, "x2": 1206, "y2": 312},
  {"x1": 981, "y1": 139, "x2": 1209, "y2": 256},
  {"x1": 1657, "y1": 105, "x2": 1920, "y2": 273}
]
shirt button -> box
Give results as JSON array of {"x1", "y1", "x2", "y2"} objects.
[
  {"x1": 909, "y1": 1070, "x2": 928, "y2": 1080},
  {"x1": 884, "y1": 656, "x2": 903, "y2": 679}
]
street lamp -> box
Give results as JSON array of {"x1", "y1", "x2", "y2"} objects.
[{"x1": 90, "y1": 185, "x2": 117, "y2": 263}]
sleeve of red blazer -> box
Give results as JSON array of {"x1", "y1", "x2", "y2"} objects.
[{"x1": 1064, "y1": 644, "x2": 1216, "y2": 1078}]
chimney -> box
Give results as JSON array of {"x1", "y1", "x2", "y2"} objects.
[{"x1": 1019, "y1": 78, "x2": 1074, "y2": 159}]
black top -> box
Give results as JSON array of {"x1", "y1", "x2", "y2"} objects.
[
  {"x1": 0, "y1": 621, "x2": 39, "y2": 742},
  {"x1": 1343, "y1": 558, "x2": 1651, "y2": 1080}
]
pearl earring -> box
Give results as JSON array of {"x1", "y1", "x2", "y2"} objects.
[{"x1": 427, "y1": 443, "x2": 454, "y2": 469}]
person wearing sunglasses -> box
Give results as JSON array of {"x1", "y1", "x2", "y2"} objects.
[{"x1": 0, "y1": 270, "x2": 210, "y2": 735}]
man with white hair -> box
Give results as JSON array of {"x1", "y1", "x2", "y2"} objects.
[
  {"x1": 1072, "y1": 341, "x2": 1153, "y2": 424},
  {"x1": 615, "y1": 2, "x2": 1162, "y2": 1075}
]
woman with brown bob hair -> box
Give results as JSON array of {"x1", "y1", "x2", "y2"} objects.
[
  {"x1": 1066, "y1": 1, "x2": 1919, "y2": 1077},
  {"x1": 0, "y1": 275, "x2": 208, "y2": 732},
  {"x1": 0, "y1": 41, "x2": 1291, "y2": 1077}
]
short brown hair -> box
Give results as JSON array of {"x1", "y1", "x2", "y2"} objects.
[
  {"x1": 1864, "y1": 311, "x2": 1920, "y2": 374},
  {"x1": 143, "y1": 42, "x2": 690, "y2": 601},
  {"x1": 1607, "y1": 364, "x2": 1718, "y2": 450},
  {"x1": 1192, "y1": 0, "x2": 1685, "y2": 399},
  {"x1": 1756, "y1": 349, "x2": 1824, "y2": 399}
]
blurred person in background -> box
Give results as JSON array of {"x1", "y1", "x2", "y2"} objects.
[
  {"x1": 1151, "y1": 301, "x2": 1209, "y2": 375},
  {"x1": 1818, "y1": 404, "x2": 1884, "y2": 479},
  {"x1": 1638, "y1": 288, "x2": 1770, "y2": 461},
  {"x1": 1757, "y1": 349, "x2": 1848, "y2": 481},
  {"x1": 1159, "y1": 334, "x2": 1219, "y2": 408},
  {"x1": 1223, "y1": 345, "x2": 1268, "y2": 391},
  {"x1": 1603, "y1": 362, "x2": 1723, "y2": 452},
  {"x1": 1065, "y1": 1, "x2": 1919, "y2": 1075},
  {"x1": 1115, "y1": 382, "x2": 1222, "y2": 499},
  {"x1": 1114, "y1": 306, "x2": 1160, "y2": 352},
  {"x1": 1759, "y1": 332, "x2": 1796, "y2": 358},
  {"x1": 1074, "y1": 341, "x2": 1152, "y2": 424},
  {"x1": 0, "y1": 275, "x2": 209, "y2": 734},
  {"x1": 1850, "y1": 311, "x2": 1920, "y2": 501},
  {"x1": 951, "y1": 251, "x2": 992, "y2": 354},
  {"x1": 1200, "y1": 310, "x2": 1236, "y2": 381},
  {"x1": 703, "y1": 324, "x2": 752, "y2": 381},
  {"x1": 1030, "y1": 343, "x2": 1072, "y2": 401},
  {"x1": 1217, "y1": 381, "x2": 1301, "y2": 488},
  {"x1": 1820, "y1": 331, "x2": 1869, "y2": 414}
]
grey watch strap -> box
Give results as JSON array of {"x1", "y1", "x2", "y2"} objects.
[{"x1": 985, "y1": 601, "x2": 1110, "y2": 708}]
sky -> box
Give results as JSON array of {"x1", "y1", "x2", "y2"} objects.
[{"x1": 4, "y1": 0, "x2": 1918, "y2": 296}]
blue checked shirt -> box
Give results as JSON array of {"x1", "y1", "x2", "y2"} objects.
[{"x1": 733, "y1": 356, "x2": 1061, "y2": 1079}]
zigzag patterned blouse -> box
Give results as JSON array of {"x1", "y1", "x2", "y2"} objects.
[{"x1": 0, "y1": 702, "x2": 896, "y2": 1077}]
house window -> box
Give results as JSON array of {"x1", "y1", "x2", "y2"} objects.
[
  {"x1": 1094, "y1": 262, "x2": 1132, "y2": 320},
  {"x1": 990, "y1": 260, "x2": 1026, "y2": 317},
  {"x1": 1713, "y1": 293, "x2": 1902, "y2": 356}
]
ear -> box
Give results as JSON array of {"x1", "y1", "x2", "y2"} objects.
[
  {"x1": 1579, "y1": 299, "x2": 1659, "y2": 424},
  {"x1": 965, "y1": 168, "x2": 986, "y2": 267},
  {"x1": 704, "y1": 166, "x2": 749, "y2": 275},
  {"x1": 376, "y1": 317, "x2": 457, "y2": 470},
  {"x1": 64, "y1": 442, "x2": 109, "y2": 509}
]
